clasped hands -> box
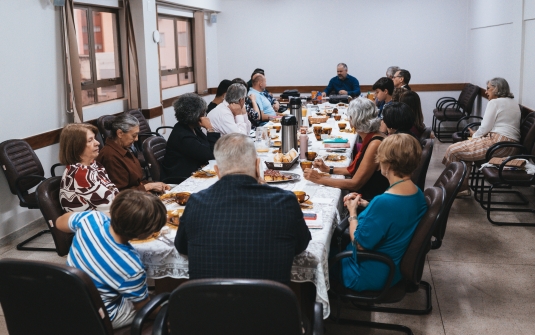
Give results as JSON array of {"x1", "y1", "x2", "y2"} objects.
[{"x1": 343, "y1": 192, "x2": 369, "y2": 210}]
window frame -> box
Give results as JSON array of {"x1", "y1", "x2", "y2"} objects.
[
  {"x1": 157, "y1": 14, "x2": 195, "y2": 89},
  {"x1": 74, "y1": 4, "x2": 124, "y2": 105}
]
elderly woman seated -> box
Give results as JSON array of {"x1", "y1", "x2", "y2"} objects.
[
  {"x1": 443, "y1": 77, "x2": 521, "y2": 196},
  {"x1": 340, "y1": 134, "x2": 428, "y2": 291},
  {"x1": 97, "y1": 114, "x2": 170, "y2": 193},
  {"x1": 161, "y1": 93, "x2": 221, "y2": 182},
  {"x1": 59, "y1": 124, "x2": 118, "y2": 212},
  {"x1": 304, "y1": 98, "x2": 389, "y2": 200}
]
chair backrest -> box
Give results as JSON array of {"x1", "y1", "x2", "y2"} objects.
[
  {"x1": 400, "y1": 186, "x2": 444, "y2": 284},
  {"x1": 0, "y1": 258, "x2": 113, "y2": 335},
  {"x1": 36, "y1": 176, "x2": 74, "y2": 257},
  {"x1": 411, "y1": 139, "x2": 434, "y2": 190},
  {"x1": 0, "y1": 139, "x2": 44, "y2": 197},
  {"x1": 432, "y1": 162, "x2": 467, "y2": 246},
  {"x1": 96, "y1": 115, "x2": 116, "y2": 143},
  {"x1": 419, "y1": 127, "x2": 432, "y2": 144},
  {"x1": 520, "y1": 111, "x2": 535, "y2": 152},
  {"x1": 457, "y1": 83, "x2": 479, "y2": 116},
  {"x1": 142, "y1": 136, "x2": 167, "y2": 182},
  {"x1": 125, "y1": 109, "x2": 155, "y2": 145},
  {"x1": 166, "y1": 279, "x2": 303, "y2": 335}
]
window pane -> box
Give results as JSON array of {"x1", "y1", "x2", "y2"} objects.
[
  {"x1": 158, "y1": 18, "x2": 176, "y2": 71},
  {"x1": 82, "y1": 89, "x2": 95, "y2": 106},
  {"x1": 161, "y1": 74, "x2": 178, "y2": 89},
  {"x1": 176, "y1": 20, "x2": 192, "y2": 68},
  {"x1": 179, "y1": 71, "x2": 194, "y2": 85},
  {"x1": 97, "y1": 84, "x2": 123, "y2": 103},
  {"x1": 74, "y1": 8, "x2": 92, "y2": 82},
  {"x1": 93, "y1": 11, "x2": 120, "y2": 80}
]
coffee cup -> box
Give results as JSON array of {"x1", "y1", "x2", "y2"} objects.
[
  {"x1": 338, "y1": 122, "x2": 347, "y2": 130},
  {"x1": 313, "y1": 125, "x2": 323, "y2": 135},
  {"x1": 293, "y1": 191, "x2": 310, "y2": 203},
  {"x1": 334, "y1": 114, "x2": 341, "y2": 121},
  {"x1": 306, "y1": 151, "x2": 317, "y2": 161},
  {"x1": 314, "y1": 134, "x2": 322, "y2": 141},
  {"x1": 273, "y1": 125, "x2": 282, "y2": 133},
  {"x1": 322, "y1": 126, "x2": 332, "y2": 135},
  {"x1": 300, "y1": 160, "x2": 313, "y2": 171}
]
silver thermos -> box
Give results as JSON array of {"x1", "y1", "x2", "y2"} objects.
[
  {"x1": 281, "y1": 115, "x2": 298, "y2": 153},
  {"x1": 289, "y1": 97, "x2": 302, "y2": 129}
]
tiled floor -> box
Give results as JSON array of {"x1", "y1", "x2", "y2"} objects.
[{"x1": 1, "y1": 141, "x2": 535, "y2": 334}]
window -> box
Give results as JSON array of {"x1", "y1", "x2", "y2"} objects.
[
  {"x1": 158, "y1": 15, "x2": 194, "y2": 89},
  {"x1": 74, "y1": 6, "x2": 123, "y2": 107}
]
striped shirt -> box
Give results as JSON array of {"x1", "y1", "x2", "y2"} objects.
[{"x1": 67, "y1": 211, "x2": 148, "y2": 320}]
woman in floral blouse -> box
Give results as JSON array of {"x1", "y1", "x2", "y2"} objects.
[{"x1": 59, "y1": 123, "x2": 119, "y2": 212}]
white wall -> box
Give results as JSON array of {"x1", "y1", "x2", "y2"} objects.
[{"x1": 521, "y1": 0, "x2": 535, "y2": 110}]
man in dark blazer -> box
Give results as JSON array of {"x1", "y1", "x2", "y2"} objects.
[{"x1": 175, "y1": 133, "x2": 311, "y2": 284}]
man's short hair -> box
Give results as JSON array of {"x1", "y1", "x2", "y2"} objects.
[
  {"x1": 376, "y1": 134, "x2": 421, "y2": 178},
  {"x1": 250, "y1": 68, "x2": 265, "y2": 79},
  {"x1": 59, "y1": 123, "x2": 99, "y2": 165},
  {"x1": 372, "y1": 77, "x2": 394, "y2": 95},
  {"x1": 382, "y1": 102, "x2": 415, "y2": 132},
  {"x1": 216, "y1": 79, "x2": 233, "y2": 97},
  {"x1": 337, "y1": 63, "x2": 348, "y2": 70},
  {"x1": 110, "y1": 190, "x2": 167, "y2": 240},
  {"x1": 214, "y1": 133, "x2": 257, "y2": 177},
  {"x1": 398, "y1": 69, "x2": 411, "y2": 84},
  {"x1": 386, "y1": 66, "x2": 400, "y2": 78},
  {"x1": 224, "y1": 83, "x2": 247, "y2": 104}
]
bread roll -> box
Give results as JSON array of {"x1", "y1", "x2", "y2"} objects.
[
  {"x1": 273, "y1": 153, "x2": 283, "y2": 163},
  {"x1": 282, "y1": 154, "x2": 291, "y2": 163},
  {"x1": 288, "y1": 149, "x2": 297, "y2": 160}
]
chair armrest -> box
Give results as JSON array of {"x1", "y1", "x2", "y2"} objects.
[
  {"x1": 497, "y1": 155, "x2": 535, "y2": 185},
  {"x1": 329, "y1": 249, "x2": 396, "y2": 302},
  {"x1": 151, "y1": 304, "x2": 169, "y2": 335},
  {"x1": 436, "y1": 97, "x2": 456, "y2": 110},
  {"x1": 130, "y1": 292, "x2": 170, "y2": 335},
  {"x1": 332, "y1": 217, "x2": 350, "y2": 254},
  {"x1": 456, "y1": 115, "x2": 483, "y2": 131},
  {"x1": 155, "y1": 126, "x2": 174, "y2": 135},
  {"x1": 460, "y1": 122, "x2": 481, "y2": 140},
  {"x1": 485, "y1": 142, "x2": 527, "y2": 161},
  {"x1": 14, "y1": 175, "x2": 46, "y2": 206},
  {"x1": 312, "y1": 302, "x2": 324, "y2": 335},
  {"x1": 50, "y1": 163, "x2": 65, "y2": 177}
]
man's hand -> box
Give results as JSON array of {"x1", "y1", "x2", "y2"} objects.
[
  {"x1": 229, "y1": 103, "x2": 243, "y2": 116},
  {"x1": 339, "y1": 90, "x2": 348, "y2": 95},
  {"x1": 273, "y1": 101, "x2": 280, "y2": 112},
  {"x1": 321, "y1": 92, "x2": 327, "y2": 98}
]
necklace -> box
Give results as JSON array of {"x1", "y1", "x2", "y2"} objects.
[{"x1": 387, "y1": 178, "x2": 409, "y2": 190}]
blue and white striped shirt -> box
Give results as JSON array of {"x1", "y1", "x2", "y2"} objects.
[{"x1": 67, "y1": 211, "x2": 148, "y2": 320}]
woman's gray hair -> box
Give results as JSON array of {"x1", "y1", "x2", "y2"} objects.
[
  {"x1": 487, "y1": 77, "x2": 514, "y2": 98},
  {"x1": 224, "y1": 83, "x2": 247, "y2": 104},
  {"x1": 346, "y1": 98, "x2": 381, "y2": 133},
  {"x1": 173, "y1": 93, "x2": 207, "y2": 126},
  {"x1": 214, "y1": 133, "x2": 257, "y2": 177},
  {"x1": 104, "y1": 114, "x2": 139, "y2": 138},
  {"x1": 386, "y1": 66, "x2": 400, "y2": 78}
]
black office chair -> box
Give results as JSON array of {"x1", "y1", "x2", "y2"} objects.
[
  {"x1": 151, "y1": 278, "x2": 324, "y2": 335},
  {"x1": 0, "y1": 139, "x2": 54, "y2": 252},
  {"x1": 411, "y1": 139, "x2": 434, "y2": 190},
  {"x1": 0, "y1": 258, "x2": 162, "y2": 335},
  {"x1": 329, "y1": 186, "x2": 445, "y2": 335}
]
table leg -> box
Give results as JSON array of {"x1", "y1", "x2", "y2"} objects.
[
  {"x1": 154, "y1": 277, "x2": 188, "y2": 295},
  {"x1": 289, "y1": 281, "x2": 317, "y2": 323}
]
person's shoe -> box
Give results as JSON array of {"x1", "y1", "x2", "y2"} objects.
[{"x1": 456, "y1": 189, "x2": 471, "y2": 197}]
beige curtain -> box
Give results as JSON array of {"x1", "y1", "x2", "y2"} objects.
[
  {"x1": 124, "y1": 0, "x2": 141, "y2": 110},
  {"x1": 62, "y1": 0, "x2": 83, "y2": 123},
  {"x1": 193, "y1": 11, "x2": 207, "y2": 95}
]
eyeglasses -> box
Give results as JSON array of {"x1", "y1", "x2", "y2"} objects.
[{"x1": 393, "y1": 76, "x2": 402, "y2": 78}]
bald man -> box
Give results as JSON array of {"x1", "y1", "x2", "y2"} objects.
[{"x1": 248, "y1": 74, "x2": 279, "y2": 117}]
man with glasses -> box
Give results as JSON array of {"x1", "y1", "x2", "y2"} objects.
[
  {"x1": 322, "y1": 63, "x2": 361, "y2": 98},
  {"x1": 392, "y1": 69, "x2": 412, "y2": 90}
]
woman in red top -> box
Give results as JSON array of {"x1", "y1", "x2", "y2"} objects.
[{"x1": 304, "y1": 98, "x2": 389, "y2": 200}]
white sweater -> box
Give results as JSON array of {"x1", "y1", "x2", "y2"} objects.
[
  {"x1": 473, "y1": 97, "x2": 521, "y2": 141},
  {"x1": 208, "y1": 100, "x2": 251, "y2": 136}
]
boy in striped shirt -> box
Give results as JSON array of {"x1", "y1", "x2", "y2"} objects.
[{"x1": 56, "y1": 189, "x2": 166, "y2": 329}]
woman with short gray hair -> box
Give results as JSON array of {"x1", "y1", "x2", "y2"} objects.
[
  {"x1": 97, "y1": 114, "x2": 170, "y2": 192},
  {"x1": 443, "y1": 77, "x2": 521, "y2": 196},
  {"x1": 207, "y1": 83, "x2": 252, "y2": 136},
  {"x1": 304, "y1": 98, "x2": 389, "y2": 200},
  {"x1": 161, "y1": 93, "x2": 221, "y2": 183}
]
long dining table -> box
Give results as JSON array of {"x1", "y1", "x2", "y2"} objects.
[{"x1": 132, "y1": 102, "x2": 358, "y2": 318}]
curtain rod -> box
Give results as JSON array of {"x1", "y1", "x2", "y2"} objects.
[{"x1": 155, "y1": 0, "x2": 220, "y2": 13}]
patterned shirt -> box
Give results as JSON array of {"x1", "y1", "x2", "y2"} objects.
[
  {"x1": 60, "y1": 161, "x2": 119, "y2": 212},
  {"x1": 67, "y1": 211, "x2": 148, "y2": 321}
]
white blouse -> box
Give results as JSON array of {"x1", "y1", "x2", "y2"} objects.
[{"x1": 473, "y1": 97, "x2": 521, "y2": 141}]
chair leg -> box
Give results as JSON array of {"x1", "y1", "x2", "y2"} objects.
[
  {"x1": 486, "y1": 185, "x2": 535, "y2": 226},
  {"x1": 352, "y1": 281, "x2": 432, "y2": 315},
  {"x1": 335, "y1": 317, "x2": 413, "y2": 335},
  {"x1": 16, "y1": 230, "x2": 56, "y2": 252}
]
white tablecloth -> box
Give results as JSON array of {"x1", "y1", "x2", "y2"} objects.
[{"x1": 133, "y1": 103, "x2": 357, "y2": 318}]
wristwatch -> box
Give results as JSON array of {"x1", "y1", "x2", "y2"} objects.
[
  {"x1": 348, "y1": 215, "x2": 358, "y2": 222},
  {"x1": 329, "y1": 166, "x2": 334, "y2": 174}
]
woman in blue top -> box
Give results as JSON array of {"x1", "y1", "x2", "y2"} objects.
[{"x1": 341, "y1": 134, "x2": 428, "y2": 291}]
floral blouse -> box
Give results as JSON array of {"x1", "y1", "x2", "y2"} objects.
[{"x1": 60, "y1": 161, "x2": 119, "y2": 212}]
